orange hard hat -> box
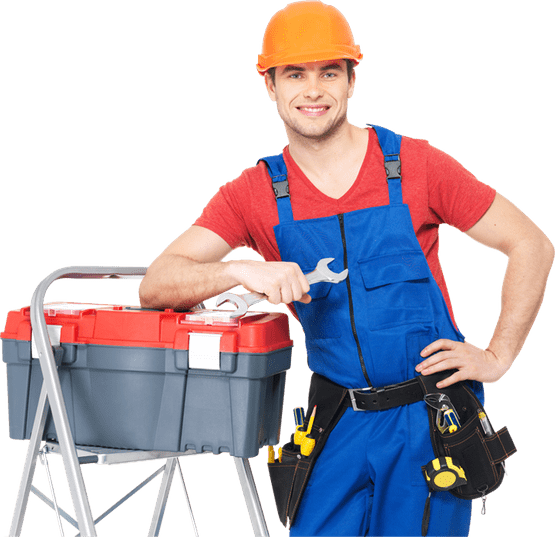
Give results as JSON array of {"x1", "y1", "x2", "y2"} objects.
[{"x1": 256, "y1": 1, "x2": 363, "y2": 75}]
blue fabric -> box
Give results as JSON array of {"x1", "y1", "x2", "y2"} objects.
[
  {"x1": 290, "y1": 407, "x2": 472, "y2": 537},
  {"x1": 370, "y1": 124, "x2": 402, "y2": 159},
  {"x1": 265, "y1": 125, "x2": 480, "y2": 535},
  {"x1": 259, "y1": 155, "x2": 294, "y2": 223},
  {"x1": 388, "y1": 177, "x2": 403, "y2": 205}
]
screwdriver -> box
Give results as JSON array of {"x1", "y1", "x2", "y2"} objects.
[
  {"x1": 442, "y1": 407, "x2": 461, "y2": 434},
  {"x1": 478, "y1": 411, "x2": 494, "y2": 437},
  {"x1": 294, "y1": 407, "x2": 307, "y2": 445},
  {"x1": 301, "y1": 406, "x2": 317, "y2": 457}
]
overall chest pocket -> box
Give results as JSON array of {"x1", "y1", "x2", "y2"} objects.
[{"x1": 359, "y1": 251, "x2": 433, "y2": 330}]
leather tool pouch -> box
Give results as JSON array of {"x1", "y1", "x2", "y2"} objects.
[
  {"x1": 417, "y1": 371, "x2": 517, "y2": 500},
  {"x1": 268, "y1": 374, "x2": 349, "y2": 527}
]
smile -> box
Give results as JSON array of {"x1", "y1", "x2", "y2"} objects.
[{"x1": 297, "y1": 106, "x2": 330, "y2": 117}]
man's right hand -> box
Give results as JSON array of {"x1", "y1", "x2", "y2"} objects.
[{"x1": 226, "y1": 259, "x2": 311, "y2": 305}]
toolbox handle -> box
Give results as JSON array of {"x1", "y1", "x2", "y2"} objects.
[{"x1": 28, "y1": 266, "x2": 148, "y2": 534}]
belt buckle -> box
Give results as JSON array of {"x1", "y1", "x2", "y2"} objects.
[{"x1": 349, "y1": 386, "x2": 378, "y2": 412}]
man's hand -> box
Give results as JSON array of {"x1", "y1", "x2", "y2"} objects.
[
  {"x1": 415, "y1": 339, "x2": 512, "y2": 389},
  {"x1": 227, "y1": 259, "x2": 311, "y2": 306}
]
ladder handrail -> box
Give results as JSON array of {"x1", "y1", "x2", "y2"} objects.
[{"x1": 28, "y1": 267, "x2": 147, "y2": 537}]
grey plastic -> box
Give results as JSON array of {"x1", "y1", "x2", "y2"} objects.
[{"x1": 3, "y1": 340, "x2": 290, "y2": 458}]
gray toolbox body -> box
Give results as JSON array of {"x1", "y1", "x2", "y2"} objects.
[{"x1": 2, "y1": 303, "x2": 292, "y2": 459}]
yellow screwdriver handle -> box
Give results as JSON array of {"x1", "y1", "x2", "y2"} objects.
[
  {"x1": 294, "y1": 425, "x2": 307, "y2": 445},
  {"x1": 301, "y1": 435, "x2": 316, "y2": 457}
]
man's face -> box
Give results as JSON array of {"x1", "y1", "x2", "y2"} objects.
[{"x1": 265, "y1": 59, "x2": 355, "y2": 142}]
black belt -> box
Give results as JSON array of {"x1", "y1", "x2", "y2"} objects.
[{"x1": 348, "y1": 378, "x2": 424, "y2": 411}]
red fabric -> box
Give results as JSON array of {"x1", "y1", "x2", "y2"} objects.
[{"x1": 195, "y1": 128, "x2": 496, "y2": 325}]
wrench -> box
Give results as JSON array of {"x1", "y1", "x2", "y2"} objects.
[{"x1": 216, "y1": 257, "x2": 348, "y2": 318}]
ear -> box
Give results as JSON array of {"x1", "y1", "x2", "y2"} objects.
[
  {"x1": 347, "y1": 68, "x2": 356, "y2": 99},
  {"x1": 265, "y1": 72, "x2": 277, "y2": 102}
]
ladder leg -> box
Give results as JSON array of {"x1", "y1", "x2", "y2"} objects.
[
  {"x1": 176, "y1": 459, "x2": 199, "y2": 537},
  {"x1": 10, "y1": 384, "x2": 49, "y2": 537},
  {"x1": 234, "y1": 457, "x2": 270, "y2": 537},
  {"x1": 40, "y1": 448, "x2": 66, "y2": 537},
  {"x1": 148, "y1": 458, "x2": 177, "y2": 537}
]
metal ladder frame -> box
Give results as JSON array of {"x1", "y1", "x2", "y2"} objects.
[{"x1": 8, "y1": 266, "x2": 270, "y2": 537}]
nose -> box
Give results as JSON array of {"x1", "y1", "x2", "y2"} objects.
[{"x1": 303, "y1": 73, "x2": 324, "y2": 100}]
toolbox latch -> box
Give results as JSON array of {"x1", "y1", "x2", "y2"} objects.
[
  {"x1": 189, "y1": 332, "x2": 222, "y2": 370},
  {"x1": 31, "y1": 325, "x2": 62, "y2": 359}
]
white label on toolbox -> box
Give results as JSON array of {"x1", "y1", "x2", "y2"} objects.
[
  {"x1": 188, "y1": 332, "x2": 222, "y2": 370},
  {"x1": 31, "y1": 325, "x2": 62, "y2": 358}
]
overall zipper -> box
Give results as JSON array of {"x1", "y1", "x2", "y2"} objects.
[{"x1": 338, "y1": 213, "x2": 373, "y2": 387}]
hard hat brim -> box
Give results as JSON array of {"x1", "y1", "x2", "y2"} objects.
[{"x1": 256, "y1": 47, "x2": 362, "y2": 75}]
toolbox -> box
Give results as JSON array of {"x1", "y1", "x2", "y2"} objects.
[{"x1": 2, "y1": 303, "x2": 293, "y2": 458}]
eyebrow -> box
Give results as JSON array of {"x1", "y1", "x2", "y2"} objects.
[{"x1": 282, "y1": 62, "x2": 343, "y2": 74}]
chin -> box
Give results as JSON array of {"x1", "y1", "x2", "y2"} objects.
[{"x1": 291, "y1": 117, "x2": 346, "y2": 141}]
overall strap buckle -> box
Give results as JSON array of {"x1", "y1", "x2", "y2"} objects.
[
  {"x1": 384, "y1": 156, "x2": 402, "y2": 181},
  {"x1": 258, "y1": 154, "x2": 294, "y2": 223},
  {"x1": 368, "y1": 124, "x2": 404, "y2": 204}
]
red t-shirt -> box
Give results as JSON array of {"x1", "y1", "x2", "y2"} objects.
[{"x1": 195, "y1": 128, "x2": 496, "y2": 325}]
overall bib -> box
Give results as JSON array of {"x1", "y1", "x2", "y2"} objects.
[{"x1": 261, "y1": 126, "x2": 483, "y2": 536}]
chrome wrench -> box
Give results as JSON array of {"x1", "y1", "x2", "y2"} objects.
[{"x1": 216, "y1": 257, "x2": 348, "y2": 318}]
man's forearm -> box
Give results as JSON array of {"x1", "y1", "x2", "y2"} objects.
[
  {"x1": 417, "y1": 230, "x2": 553, "y2": 387},
  {"x1": 486, "y1": 235, "x2": 554, "y2": 368},
  {"x1": 139, "y1": 253, "x2": 312, "y2": 311},
  {"x1": 139, "y1": 254, "x2": 238, "y2": 310}
]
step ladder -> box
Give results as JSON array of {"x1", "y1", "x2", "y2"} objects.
[{"x1": 8, "y1": 267, "x2": 270, "y2": 537}]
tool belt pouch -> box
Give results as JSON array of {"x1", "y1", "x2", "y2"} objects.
[
  {"x1": 417, "y1": 371, "x2": 516, "y2": 500},
  {"x1": 268, "y1": 374, "x2": 349, "y2": 527}
]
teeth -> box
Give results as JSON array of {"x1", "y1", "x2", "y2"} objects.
[{"x1": 300, "y1": 107, "x2": 327, "y2": 112}]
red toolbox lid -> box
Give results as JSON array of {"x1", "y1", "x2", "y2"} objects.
[{"x1": 1, "y1": 304, "x2": 293, "y2": 354}]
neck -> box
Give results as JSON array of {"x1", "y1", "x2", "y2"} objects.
[{"x1": 287, "y1": 122, "x2": 368, "y2": 184}]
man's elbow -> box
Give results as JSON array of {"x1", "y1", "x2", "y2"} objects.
[
  {"x1": 539, "y1": 234, "x2": 555, "y2": 272},
  {"x1": 138, "y1": 284, "x2": 152, "y2": 309},
  {"x1": 521, "y1": 230, "x2": 555, "y2": 276},
  {"x1": 139, "y1": 270, "x2": 158, "y2": 309}
]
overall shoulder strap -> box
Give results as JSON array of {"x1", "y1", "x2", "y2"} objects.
[
  {"x1": 368, "y1": 124, "x2": 403, "y2": 205},
  {"x1": 258, "y1": 154, "x2": 294, "y2": 223}
]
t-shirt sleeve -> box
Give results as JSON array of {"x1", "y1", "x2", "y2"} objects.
[
  {"x1": 194, "y1": 172, "x2": 253, "y2": 250},
  {"x1": 427, "y1": 144, "x2": 496, "y2": 232}
]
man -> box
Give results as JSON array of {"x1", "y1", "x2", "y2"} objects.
[{"x1": 140, "y1": 2, "x2": 553, "y2": 535}]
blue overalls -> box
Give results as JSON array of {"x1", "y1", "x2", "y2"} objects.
[{"x1": 261, "y1": 126, "x2": 484, "y2": 536}]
